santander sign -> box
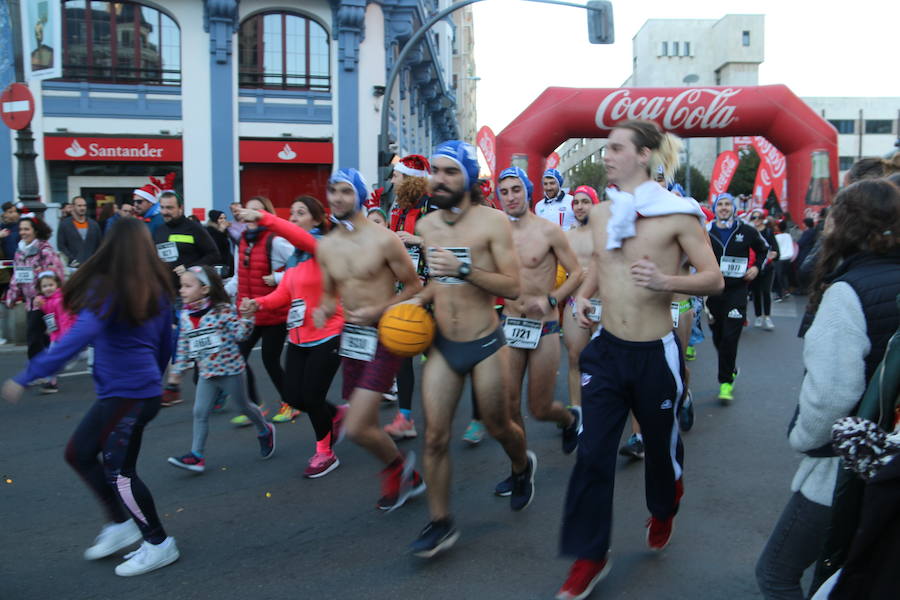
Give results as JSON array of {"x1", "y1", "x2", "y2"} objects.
[{"x1": 595, "y1": 88, "x2": 741, "y2": 131}]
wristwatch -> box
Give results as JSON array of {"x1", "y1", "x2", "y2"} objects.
[
  {"x1": 457, "y1": 263, "x2": 472, "y2": 279},
  {"x1": 547, "y1": 295, "x2": 558, "y2": 308}
]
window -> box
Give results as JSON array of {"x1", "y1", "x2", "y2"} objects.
[
  {"x1": 865, "y1": 120, "x2": 893, "y2": 134},
  {"x1": 742, "y1": 30, "x2": 750, "y2": 46},
  {"x1": 61, "y1": 1, "x2": 181, "y2": 85},
  {"x1": 672, "y1": 42, "x2": 680, "y2": 56},
  {"x1": 659, "y1": 41, "x2": 668, "y2": 57},
  {"x1": 239, "y1": 12, "x2": 330, "y2": 91},
  {"x1": 839, "y1": 156, "x2": 855, "y2": 171},
  {"x1": 828, "y1": 120, "x2": 855, "y2": 134},
  {"x1": 683, "y1": 41, "x2": 691, "y2": 56}
]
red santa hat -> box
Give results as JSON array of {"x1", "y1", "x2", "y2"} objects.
[
  {"x1": 393, "y1": 154, "x2": 431, "y2": 178},
  {"x1": 133, "y1": 182, "x2": 161, "y2": 204}
]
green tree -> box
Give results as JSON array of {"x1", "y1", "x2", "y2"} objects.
[
  {"x1": 727, "y1": 146, "x2": 760, "y2": 197},
  {"x1": 569, "y1": 162, "x2": 607, "y2": 192},
  {"x1": 673, "y1": 166, "x2": 710, "y2": 201}
]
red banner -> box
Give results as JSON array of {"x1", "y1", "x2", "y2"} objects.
[
  {"x1": 239, "y1": 140, "x2": 332, "y2": 164},
  {"x1": 708, "y1": 150, "x2": 739, "y2": 201},
  {"x1": 476, "y1": 125, "x2": 497, "y2": 176},
  {"x1": 545, "y1": 152, "x2": 560, "y2": 170},
  {"x1": 751, "y1": 163, "x2": 772, "y2": 211},
  {"x1": 45, "y1": 136, "x2": 182, "y2": 161}
]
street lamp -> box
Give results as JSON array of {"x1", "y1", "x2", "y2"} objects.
[{"x1": 682, "y1": 73, "x2": 699, "y2": 198}]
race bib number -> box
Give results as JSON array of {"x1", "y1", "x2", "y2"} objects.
[
  {"x1": 287, "y1": 299, "x2": 306, "y2": 330},
  {"x1": 339, "y1": 324, "x2": 378, "y2": 362},
  {"x1": 430, "y1": 247, "x2": 472, "y2": 285},
  {"x1": 13, "y1": 266, "x2": 34, "y2": 283},
  {"x1": 187, "y1": 327, "x2": 223, "y2": 358},
  {"x1": 43, "y1": 313, "x2": 58, "y2": 333},
  {"x1": 156, "y1": 242, "x2": 179, "y2": 263},
  {"x1": 588, "y1": 299, "x2": 602, "y2": 323},
  {"x1": 671, "y1": 302, "x2": 681, "y2": 329},
  {"x1": 720, "y1": 256, "x2": 748, "y2": 278},
  {"x1": 407, "y1": 246, "x2": 421, "y2": 271},
  {"x1": 503, "y1": 317, "x2": 542, "y2": 350}
]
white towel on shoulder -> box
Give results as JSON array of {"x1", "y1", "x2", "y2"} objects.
[{"x1": 605, "y1": 181, "x2": 705, "y2": 250}]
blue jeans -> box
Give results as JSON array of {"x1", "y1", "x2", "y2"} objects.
[{"x1": 756, "y1": 491, "x2": 832, "y2": 600}]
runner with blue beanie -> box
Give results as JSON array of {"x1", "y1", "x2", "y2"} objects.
[{"x1": 537, "y1": 167, "x2": 577, "y2": 230}]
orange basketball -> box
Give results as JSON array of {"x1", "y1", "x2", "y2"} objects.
[
  {"x1": 555, "y1": 263, "x2": 567, "y2": 289},
  {"x1": 378, "y1": 303, "x2": 436, "y2": 357}
]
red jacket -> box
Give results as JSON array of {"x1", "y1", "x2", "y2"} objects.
[
  {"x1": 236, "y1": 228, "x2": 287, "y2": 327},
  {"x1": 253, "y1": 212, "x2": 344, "y2": 344}
]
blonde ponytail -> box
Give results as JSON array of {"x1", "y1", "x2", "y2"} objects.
[{"x1": 650, "y1": 133, "x2": 682, "y2": 182}]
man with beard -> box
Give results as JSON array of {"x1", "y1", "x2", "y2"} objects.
[
  {"x1": 57, "y1": 196, "x2": 102, "y2": 267},
  {"x1": 493, "y1": 166, "x2": 584, "y2": 500},
  {"x1": 407, "y1": 141, "x2": 533, "y2": 559},
  {"x1": 535, "y1": 168, "x2": 577, "y2": 230},
  {"x1": 383, "y1": 155, "x2": 434, "y2": 440},
  {"x1": 556, "y1": 120, "x2": 722, "y2": 600},
  {"x1": 314, "y1": 168, "x2": 426, "y2": 512}
]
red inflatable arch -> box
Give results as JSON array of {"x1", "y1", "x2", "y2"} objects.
[{"x1": 494, "y1": 84, "x2": 838, "y2": 219}]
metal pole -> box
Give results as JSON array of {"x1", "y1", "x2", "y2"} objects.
[
  {"x1": 685, "y1": 138, "x2": 691, "y2": 198},
  {"x1": 378, "y1": 0, "x2": 607, "y2": 188}
]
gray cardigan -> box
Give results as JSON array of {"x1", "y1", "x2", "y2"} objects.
[{"x1": 56, "y1": 217, "x2": 103, "y2": 266}]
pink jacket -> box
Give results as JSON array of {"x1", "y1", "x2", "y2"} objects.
[
  {"x1": 3, "y1": 239, "x2": 66, "y2": 311},
  {"x1": 38, "y1": 289, "x2": 77, "y2": 342}
]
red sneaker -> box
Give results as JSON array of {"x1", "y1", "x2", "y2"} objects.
[
  {"x1": 160, "y1": 386, "x2": 182, "y2": 407},
  {"x1": 331, "y1": 404, "x2": 349, "y2": 446},
  {"x1": 647, "y1": 478, "x2": 684, "y2": 551},
  {"x1": 376, "y1": 452, "x2": 425, "y2": 512},
  {"x1": 555, "y1": 557, "x2": 611, "y2": 600}
]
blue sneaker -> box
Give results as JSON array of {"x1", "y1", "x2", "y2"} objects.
[
  {"x1": 410, "y1": 518, "x2": 460, "y2": 559},
  {"x1": 510, "y1": 450, "x2": 537, "y2": 511}
]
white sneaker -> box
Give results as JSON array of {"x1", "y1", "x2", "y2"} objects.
[
  {"x1": 764, "y1": 317, "x2": 775, "y2": 331},
  {"x1": 114, "y1": 537, "x2": 180, "y2": 576},
  {"x1": 84, "y1": 520, "x2": 142, "y2": 560},
  {"x1": 754, "y1": 317, "x2": 763, "y2": 328}
]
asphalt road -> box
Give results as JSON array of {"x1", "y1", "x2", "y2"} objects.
[{"x1": 0, "y1": 297, "x2": 810, "y2": 600}]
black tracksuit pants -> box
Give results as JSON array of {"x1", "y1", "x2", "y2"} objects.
[{"x1": 706, "y1": 284, "x2": 748, "y2": 384}]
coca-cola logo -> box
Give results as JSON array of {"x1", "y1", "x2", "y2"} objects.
[
  {"x1": 752, "y1": 137, "x2": 786, "y2": 178},
  {"x1": 595, "y1": 88, "x2": 741, "y2": 131},
  {"x1": 476, "y1": 128, "x2": 496, "y2": 174},
  {"x1": 758, "y1": 165, "x2": 772, "y2": 187},
  {"x1": 714, "y1": 154, "x2": 738, "y2": 193},
  {"x1": 545, "y1": 152, "x2": 560, "y2": 170}
]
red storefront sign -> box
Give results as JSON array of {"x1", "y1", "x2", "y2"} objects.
[
  {"x1": 45, "y1": 136, "x2": 182, "y2": 161},
  {"x1": 239, "y1": 140, "x2": 333, "y2": 164}
]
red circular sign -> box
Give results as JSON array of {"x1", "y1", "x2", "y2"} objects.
[{"x1": 1, "y1": 83, "x2": 35, "y2": 130}]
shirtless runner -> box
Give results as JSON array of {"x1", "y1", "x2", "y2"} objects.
[
  {"x1": 406, "y1": 141, "x2": 533, "y2": 559},
  {"x1": 493, "y1": 166, "x2": 583, "y2": 498},
  {"x1": 313, "y1": 168, "x2": 425, "y2": 512},
  {"x1": 555, "y1": 120, "x2": 723, "y2": 600},
  {"x1": 561, "y1": 185, "x2": 601, "y2": 409}
]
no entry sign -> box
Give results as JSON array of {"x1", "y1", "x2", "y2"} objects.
[{"x1": 1, "y1": 83, "x2": 35, "y2": 130}]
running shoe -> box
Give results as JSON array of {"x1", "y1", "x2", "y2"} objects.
[
  {"x1": 410, "y1": 518, "x2": 460, "y2": 559},
  {"x1": 231, "y1": 405, "x2": 268, "y2": 427},
  {"x1": 114, "y1": 537, "x2": 180, "y2": 577},
  {"x1": 555, "y1": 557, "x2": 612, "y2": 600},
  {"x1": 494, "y1": 474, "x2": 513, "y2": 497},
  {"x1": 331, "y1": 404, "x2": 349, "y2": 445},
  {"x1": 168, "y1": 452, "x2": 205, "y2": 473},
  {"x1": 40, "y1": 381, "x2": 58, "y2": 394},
  {"x1": 160, "y1": 385, "x2": 182, "y2": 407},
  {"x1": 510, "y1": 450, "x2": 537, "y2": 511},
  {"x1": 304, "y1": 451, "x2": 340, "y2": 479},
  {"x1": 764, "y1": 316, "x2": 775, "y2": 331},
  {"x1": 618, "y1": 434, "x2": 645, "y2": 459},
  {"x1": 84, "y1": 520, "x2": 142, "y2": 560},
  {"x1": 685, "y1": 345, "x2": 696, "y2": 361},
  {"x1": 562, "y1": 406, "x2": 582, "y2": 455},
  {"x1": 462, "y1": 420, "x2": 486, "y2": 445},
  {"x1": 718, "y1": 382, "x2": 734, "y2": 405},
  {"x1": 377, "y1": 452, "x2": 426, "y2": 512},
  {"x1": 383, "y1": 380, "x2": 399, "y2": 402},
  {"x1": 258, "y1": 424, "x2": 276, "y2": 459},
  {"x1": 678, "y1": 391, "x2": 695, "y2": 433},
  {"x1": 384, "y1": 412, "x2": 418, "y2": 440},
  {"x1": 754, "y1": 316, "x2": 763, "y2": 328},
  {"x1": 646, "y1": 478, "x2": 684, "y2": 551},
  {"x1": 272, "y1": 403, "x2": 301, "y2": 423}
]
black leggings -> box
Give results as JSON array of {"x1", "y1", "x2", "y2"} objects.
[
  {"x1": 397, "y1": 357, "x2": 415, "y2": 411},
  {"x1": 26, "y1": 309, "x2": 49, "y2": 359},
  {"x1": 750, "y1": 267, "x2": 775, "y2": 317},
  {"x1": 64, "y1": 396, "x2": 166, "y2": 544},
  {"x1": 239, "y1": 323, "x2": 287, "y2": 406},
  {"x1": 283, "y1": 338, "x2": 341, "y2": 441}
]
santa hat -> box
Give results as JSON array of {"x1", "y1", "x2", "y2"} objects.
[
  {"x1": 394, "y1": 154, "x2": 431, "y2": 178},
  {"x1": 133, "y1": 183, "x2": 161, "y2": 204}
]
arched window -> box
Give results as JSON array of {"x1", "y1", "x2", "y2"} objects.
[
  {"x1": 61, "y1": 1, "x2": 180, "y2": 85},
  {"x1": 239, "y1": 12, "x2": 330, "y2": 91}
]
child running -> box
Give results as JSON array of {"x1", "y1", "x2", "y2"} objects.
[
  {"x1": 34, "y1": 271, "x2": 76, "y2": 393},
  {"x1": 167, "y1": 265, "x2": 275, "y2": 473}
]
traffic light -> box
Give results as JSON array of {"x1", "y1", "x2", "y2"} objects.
[{"x1": 586, "y1": 1, "x2": 614, "y2": 45}]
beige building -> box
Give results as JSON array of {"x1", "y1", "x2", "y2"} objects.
[{"x1": 452, "y1": 4, "x2": 477, "y2": 144}]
